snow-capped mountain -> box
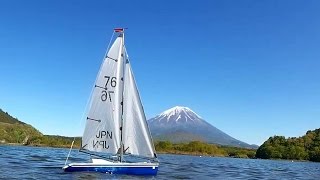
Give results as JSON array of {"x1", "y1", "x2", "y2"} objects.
[
  {"x1": 148, "y1": 106, "x2": 255, "y2": 148},
  {"x1": 153, "y1": 106, "x2": 203, "y2": 124}
]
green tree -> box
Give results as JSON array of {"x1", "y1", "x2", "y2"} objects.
[{"x1": 256, "y1": 128, "x2": 320, "y2": 162}]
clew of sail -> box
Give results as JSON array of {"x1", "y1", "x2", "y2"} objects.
[
  {"x1": 122, "y1": 53, "x2": 157, "y2": 158},
  {"x1": 81, "y1": 35, "x2": 124, "y2": 154}
]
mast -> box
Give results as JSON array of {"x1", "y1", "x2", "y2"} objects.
[{"x1": 115, "y1": 28, "x2": 126, "y2": 162}]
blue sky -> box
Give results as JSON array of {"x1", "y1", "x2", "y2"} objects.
[{"x1": 0, "y1": 0, "x2": 319, "y2": 145}]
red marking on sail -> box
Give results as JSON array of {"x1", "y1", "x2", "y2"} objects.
[{"x1": 114, "y1": 28, "x2": 124, "y2": 32}]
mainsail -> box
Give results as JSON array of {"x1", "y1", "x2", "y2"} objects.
[{"x1": 81, "y1": 35, "x2": 124, "y2": 154}]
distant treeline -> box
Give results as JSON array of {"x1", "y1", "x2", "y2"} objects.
[
  {"x1": 0, "y1": 120, "x2": 81, "y2": 147},
  {"x1": 155, "y1": 141, "x2": 256, "y2": 158},
  {"x1": 0, "y1": 121, "x2": 255, "y2": 158},
  {"x1": 0, "y1": 108, "x2": 256, "y2": 158},
  {"x1": 0, "y1": 122, "x2": 40, "y2": 144},
  {"x1": 34, "y1": 135, "x2": 81, "y2": 148},
  {"x1": 256, "y1": 128, "x2": 320, "y2": 162},
  {"x1": 2, "y1": 108, "x2": 320, "y2": 162},
  {"x1": 0, "y1": 108, "x2": 82, "y2": 147},
  {"x1": 0, "y1": 109, "x2": 25, "y2": 125}
]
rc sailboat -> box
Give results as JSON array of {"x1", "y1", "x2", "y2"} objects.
[{"x1": 63, "y1": 28, "x2": 159, "y2": 175}]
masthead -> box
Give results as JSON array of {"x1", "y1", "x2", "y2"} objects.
[{"x1": 114, "y1": 28, "x2": 128, "y2": 32}]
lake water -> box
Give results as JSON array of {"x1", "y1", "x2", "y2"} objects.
[{"x1": 0, "y1": 145, "x2": 319, "y2": 179}]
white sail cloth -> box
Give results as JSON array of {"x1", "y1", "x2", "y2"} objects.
[
  {"x1": 81, "y1": 36, "x2": 124, "y2": 154},
  {"x1": 122, "y1": 63, "x2": 156, "y2": 158}
]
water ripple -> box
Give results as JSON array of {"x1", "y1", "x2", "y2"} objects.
[{"x1": 1, "y1": 145, "x2": 320, "y2": 179}]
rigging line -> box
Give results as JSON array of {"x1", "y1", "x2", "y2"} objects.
[
  {"x1": 64, "y1": 140, "x2": 74, "y2": 165},
  {"x1": 64, "y1": 30, "x2": 115, "y2": 164},
  {"x1": 105, "y1": 31, "x2": 116, "y2": 56}
]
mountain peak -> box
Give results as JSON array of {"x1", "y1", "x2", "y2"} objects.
[
  {"x1": 155, "y1": 106, "x2": 202, "y2": 123},
  {"x1": 148, "y1": 106, "x2": 254, "y2": 148}
]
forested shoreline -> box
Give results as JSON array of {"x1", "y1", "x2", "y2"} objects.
[
  {"x1": 256, "y1": 128, "x2": 320, "y2": 162},
  {"x1": 0, "y1": 108, "x2": 255, "y2": 158},
  {"x1": 155, "y1": 141, "x2": 256, "y2": 158},
  {"x1": 1, "y1": 108, "x2": 320, "y2": 162}
]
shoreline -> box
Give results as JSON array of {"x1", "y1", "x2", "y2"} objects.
[
  {"x1": 0, "y1": 142, "x2": 79, "y2": 149},
  {"x1": 0, "y1": 143, "x2": 316, "y2": 163}
]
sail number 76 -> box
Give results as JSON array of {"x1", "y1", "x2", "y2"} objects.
[
  {"x1": 101, "y1": 76, "x2": 117, "y2": 102},
  {"x1": 104, "y1": 76, "x2": 117, "y2": 88}
]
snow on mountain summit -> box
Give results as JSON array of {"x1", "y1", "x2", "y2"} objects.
[
  {"x1": 159, "y1": 106, "x2": 201, "y2": 118},
  {"x1": 153, "y1": 106, "x2": 202, "y2": 123}
]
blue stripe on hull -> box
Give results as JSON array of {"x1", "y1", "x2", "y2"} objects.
[{"x1": 64, "y1": 165, "x2": 158, "y2": 175}]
